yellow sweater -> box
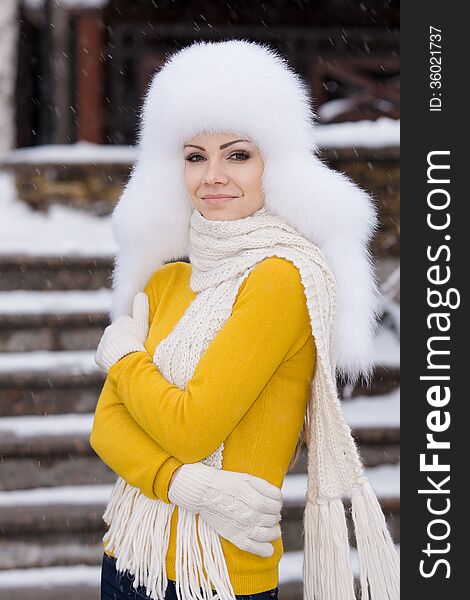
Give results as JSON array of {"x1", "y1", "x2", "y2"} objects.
[{"x1": 90, "y1": 256, "x2": 316, "y2": 594}]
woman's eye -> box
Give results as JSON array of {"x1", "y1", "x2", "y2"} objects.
[
  {"x1": 229, "y1": 151, "x2": 250, "y2": 161},
  {"x1": 184, "y1": 151, "x2": 251, "y2": 162},
  {"x1": 185, "y1": 153, "x2": 205, "y2": 162}
]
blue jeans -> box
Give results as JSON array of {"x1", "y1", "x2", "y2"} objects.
[{"x1": 101, "y1": 553, "x2": 279, "y2": 600}]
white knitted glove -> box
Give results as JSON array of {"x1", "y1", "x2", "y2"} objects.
[
  {"x1": 168, "y1": 462, "x2": 283, "y2": 558},
  {"x1": 95, "y1": 292, "x2": 149, "y2": 372}
]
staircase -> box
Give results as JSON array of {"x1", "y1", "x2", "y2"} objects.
[{"x1": 0, "y1": 177, "x2": 400, "y2": 598}]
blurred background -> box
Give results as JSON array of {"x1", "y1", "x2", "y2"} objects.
[{"x1": 0, "y1": 1, "x2": 400, "y2": 598}]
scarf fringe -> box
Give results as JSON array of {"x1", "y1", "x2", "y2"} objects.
[
  {"x1": 102, "y1": 477, "x2": 175, "y2": 600},
  {"x1": 351, "y1": 480, "x2": 400, "y2": 600},
  {"x1": 303, "y1": 480, "x2": 400, "y2": 600},
  {"x1": 102, "y1": 478, "x2": 237, "y2": 600},
  {"x1": 174, "y1": 510, "x2": 236, "y2": 600},
  {"x1": 303, "y1": 496, "x2": 356, "y2": 600}
]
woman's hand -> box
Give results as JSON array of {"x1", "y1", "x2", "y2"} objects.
[
  {"x1": 168, "y1": 462, "x2": 282, "y2": 557},
  {"x1": 95, "y1": 293, "x2": 149, "y2": 373}
]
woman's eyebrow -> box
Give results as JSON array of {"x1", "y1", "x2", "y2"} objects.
[
  {"x1": 219, "y1": 139, "x2": 249, "y2": 149},
  {"x1": 184, "y1": 139, "x2": 250, "y2": 151}
]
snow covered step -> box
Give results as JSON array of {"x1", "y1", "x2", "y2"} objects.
[
  {"x1": 0, "y1": 541, "x2": 104, "y2": 576},
  {"x1": 0, "y1": 254, "x2": 113, "y2": 291},
  {"x1": 0, "y1": 441, "x2": 115, "y2": 491},
  {"x1": 0, "y1": 432, "x2": 397, "y2": 492},
  {"x1": 0, "y1": 290, "x2": 110, "y2": 351},
  {"x1": 0, "y1": 466, "x2": 399, "y2": 570},
  {"x1": 0, "y1": 564, "x2": 101, "y2": 600},
  {"x1": 0, "y1": 391, "x2": 399, "y2": 439},
  {"x1": 0, "y1": 290, "x2": 112, "y2": 316},
  {"x1": 0, "y1": 386, "x2": 399, "y2": 491},
  {"x1": 0, "y1": 338, "x2": 399, "y2": 416},
  {"x1": 0, "y1": 544, "x2": 400, "y2": 600},
  {"x1": 0, "y1": 544, "x2": 400, "y2": 599},
  {"x1": 0, "y1": 352, "x2": 104, "y2": 417},
  {"x1": 343, "y1": 387, "x2": 400, "y2": 428},
  {"x1": 0, "y1": 465, "x2": 399, "y2": 512},
  {"x1": 0, "y1": 443, "x2": 398, "y2": 493},
  {"x1": 343, "y1": 388, "x2": 400, "y2": 466},
  {"x1": 281, "y1": 388, "x2": 400, "y2": 469},
  {"x1": 0, "y1": 381, "x2": 400, "y2": 490},
  {"x1": 0, "y1": 414, "x2": 115, "y2": 491},
  {"x1": 0, "y1": 251, "x2": 397, "y2": 293},
  {"x1": 280, "y1": 464, "x2": 400, "y2": 548},
  {"x1": 0, "y1": 350, "x2": 100, "y2": 375},
  {"x1": 0, "y1": 485, "x2": 109, "y2": 569},
  {"x1": 348, "y1": 364, "x2": 400, "y2": 397},
  {"x1": 0, "y1": 465, "x2": 399, "y2": 524},
  {"x1": 278, "y1": 544, "x2": 400, "y2": 600}
]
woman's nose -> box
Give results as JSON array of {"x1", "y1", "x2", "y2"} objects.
[{"x1": 202, "y1": 160, "x2": 229, "y2": 185}]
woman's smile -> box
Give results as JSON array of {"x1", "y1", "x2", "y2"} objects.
[{"x1": 201, "y1": 194, "x2": 240, "y2": 205}]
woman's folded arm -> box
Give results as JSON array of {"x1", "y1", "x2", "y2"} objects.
[
  {"x1": 107, "y1": 257, "x2": 312, "y2": 464},
  {"x1": 90, "y1": 267, "x2": 182, "y2": 504},
  {"x1": 90, "y1": 375, "x2": 183, "y2": 503}
]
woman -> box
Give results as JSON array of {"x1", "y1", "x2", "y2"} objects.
[{"x1": 91, "y1": 40, "x2": 399, "y2": 600}]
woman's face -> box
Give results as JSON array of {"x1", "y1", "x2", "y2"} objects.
[{"x1": 183, "y1": 132, "x2": 265, "y2": 221}]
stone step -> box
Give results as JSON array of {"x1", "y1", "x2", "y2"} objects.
[
  {"x1": 0, "y1": 346, "x2": 399, "y2": 417},
  {"x1": 0, "y1": 498, "x2": 400, "y2": 556},
  {"x1": 0, "y1": 351, "x2": 102, "y2": 417},
  {"x1": 0, "y1": 426, "x2": 399, "y2": 493},
  {"x1": 0, "y1": 365, "x2": 399, "y2": 413},
  {"x1": 0, "y1": 290, "x2": 111, "y2": 352},
  {"x1": 0, "y1": 260, "x2": 397, "y2": 353},
  {"x1": 0, "y1": 307, "x2": 400, "y2": 360},
  {"x1": 0, "y1": 538, "x2": 104, "y2": 572},
  {"x1": 0, "y1": 364, "x2": 104, "y2": 417},
  {"x1": 0, "y1": 379, "x2": 399, "y2": 490},
  {"x1": 0, "y1": 253, "x2": 397, "y2": 293},
  {"x1": 0, "y1": 255, "x2": 113, "y2": 292},
  {"x1": 0, "y1": 543, "x2": 400, "y2": 599},
  {"x1": 0, "y1": 311, "x2": 108, "y2": 353},
  {"x1": 4, "y1": 141, "x2": 399, "y2": 259},
  {"x1": 0, "y1": 464, "x2": 400, "y2": 569}
]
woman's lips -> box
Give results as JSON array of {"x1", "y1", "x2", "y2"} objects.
[{"x1": 201, "y1": 195, "x2": 238, "y2": 205}]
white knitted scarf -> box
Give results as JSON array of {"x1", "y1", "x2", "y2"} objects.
[{"x1": 102, "y1": 205, "x2": 399, "y2": 600}]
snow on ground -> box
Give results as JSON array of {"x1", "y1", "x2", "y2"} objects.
[
  {"x1": 0, "y1": 564, "x2": 101, "y2": 588},
  {"x1": 0, "y1": 171, "x2": 116, "y2": 257},
  {"x1": 0, "y1": 484, "x2": 113, "y2": 507},
  {"x1": 314, "y1": 117, "x2": 399, "y2": 148},
  {"x1": 342, "y1": 387, "x2": 400, "y2": 428},
  {"x1": 0, "y1": 384, "x2": 399, "y2": 438},
  {"x1": 0, "y1": 289, "x2": 112, "y2": 314},
  {"x1": 0, "y1": 413, "x2": 94, "y2": 437},
  {"x1": 4, "y1": 140, "x2": 135, "y2": 165},
  {"x1": 282, "y1": 463, "x2": 400, "y2": 503},
  {"x1": 279, "y1": 544, "x2": 400, "y2": 584},
  {"x1": 0, "y1": 544, "x2": 401, "y2": 587},
  {"x1": 4, "y1": 119, "x2": 399, "y2": 168},
  {"x1": 23, "y1": 0, "x2": 109, "y2": 10},
  {"x1": 0, "y1": 120, "x2": 398, "y2": 257},
  {"x1": 373, "y1": 325, "x2": 400, "y2": 367},
  {"x1": 0, "y1": 349, "x2": 99, "y2": 374},
  {"x1": 0, "y1": 464, "x2": 399, "y2": 507},
  {"x1": 0, "y1": 320, "x2": 396, "y2": 372}
]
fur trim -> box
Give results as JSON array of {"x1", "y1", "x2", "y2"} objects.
[{"x1": 110, "y1": 39, "x2": 383, "y2": 383}]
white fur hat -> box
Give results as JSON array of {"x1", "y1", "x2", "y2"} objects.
[{"x1": 110, "y1": 39, "x2": 383, "y2": 381}]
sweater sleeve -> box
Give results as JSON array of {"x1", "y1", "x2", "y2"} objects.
[
  {"x1": 89, "y1": 377, "x2": 182, "y2": 503},
  {"x1": 107, "y1": 257, "x2": 312, "y2": 464},
  {"x1": 90, "y1": 268, "x2": 183, "y2": 504}
]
